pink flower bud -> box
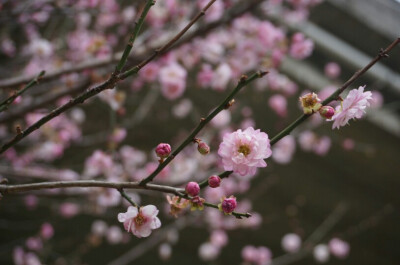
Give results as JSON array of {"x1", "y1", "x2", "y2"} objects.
[
  {"x1": 155, "y1": 143, "x2": 171, "y2": 159},
  {"x1": 319, "y1": 106, "x2": 335, "y2": 119},
  {"x1": 197, "y1": 141, "x2": 210, "y2": 155},
  {"x1": 218, "y1": 196, "x2": 237, "y2": 215},
  {"x1": 208, "y1": 175, "x2": 221, "y2": 188},
  {"x1": 185, "y1": 181, "x2": 200, "y2": 197}
]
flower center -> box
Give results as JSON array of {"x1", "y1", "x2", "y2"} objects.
[
  {"x1": 303, "y1": 97, "x2": 316, "y2": 107},
  {"x1": 238, "y1": 145, "x2": 251, "y2": 156},
  {"x1": 134, "y1": 213, "x2": 146, "y2": 226}
]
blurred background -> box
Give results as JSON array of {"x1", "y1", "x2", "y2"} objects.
[{"x1": 0, "y1": 0, "x2": 399, "y2": 264}]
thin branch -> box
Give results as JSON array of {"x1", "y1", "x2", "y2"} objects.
[
  {"x1": 0, "y1": 78, "x2": 90, "y2": 124},
  {"x1": 139, "y1": 71, "x2": 268, "y2": 186},
  {"x1": 0, "y1": 180, "x2": 184, "y2": 196},
  {"x1": 0, "y1": 0, "x2": 218, "y2": 154},
  {"x1": 115, "y1": 0, "x2": 156, "y2": 73},
  {"x1": 119, "y1": 188, "x2": 139, "y2": 208},
  {"x1": 0, "y1": 70, "x2": 45, "y2": 113},
  {"x1": 203, "y1": 201, "x2": 252, "y2": 219}
]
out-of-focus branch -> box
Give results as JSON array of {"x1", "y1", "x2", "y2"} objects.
[
  {"x1": 115, "y1": 0, "x2": 156, "y2": 73},
  {"x1": 139, "y1": 71, "x2": 268, "y2": 186},
  {"x1": 0, "y1": 78, "x2": 90, "y2": 124},
  {"x1": 270, "y1": 203, "x2": 348, "y2": 265},
  {"x1": 0, "y1": 0, "x2": 263, "y2": 89},
  {"x1": 0, "y1": 71, "x2": 45, "y2": 113},
  {"x1": 0, "y1": 0, "x2": 218, "y2": 154}
]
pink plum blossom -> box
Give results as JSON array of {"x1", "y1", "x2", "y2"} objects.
[
  {"x1": 331, "y1": 86, "x2": 373, "y2": 129},
  {"x1": 272, "y1": 135, "x2": 296, "y2": 164},
  {"x1": 329, "y1": 238, "x2": 350, "y2": 259},
  {"x1": 198, "y1": 242, "x2": 220, "y2": 261},
  {"x1": 289, "y1": 33, "x2": 314, "y2": 59},
  {"x1": 281, "y1": 233, "x2": 302, "y2": 253},
  {"x1": 211, "y1": 63, "x2": 232, "y2": 91},
  {"x1": 313, "y1": 244, "x2": 330, "y2": 263},
  {"x1": 269, "y1": 94, "x2": 288, "y2": 117},
  {"x1": 218, "y1": 127, "x2": 272, "y2": 177},
  {"x1": 159, "y1": 62, "x2": 187, "y2": 100},
  {"x1": 118, "y1": 205, "x2": 161, "y2": 238},
  {"x1": 324, "y1": 62, "x2": 341, "y2": 79},
  {"x1": 40, "y1": 223, "x2": 54, "y2": 240}
]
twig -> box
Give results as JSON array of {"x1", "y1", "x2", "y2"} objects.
[
  {"x1": 119, "y1": 188, "x2": 139, "y2": 208},
  {"x1": 0, "y1": 0, "x2": 218, "y2": 154},
  {"x1": 0, "y1": 78, "x2": 90, "y2": 124},
  {"x1": 139, "y1": 71, "x2": 268, "y2": 186},
  {"x1": 115, "y1": 0, "x2": 156, "y2": 73},
  {"x1": 0, "y1": 70, "x2": 45, "y2": 113},
  {"x1": 203, "y1": 201, "x2": 252, "y2": 219}
]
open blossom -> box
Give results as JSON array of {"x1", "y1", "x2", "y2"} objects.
[
  {"x1": 118, "y1": 205, "x2": 161, "y2": 238},
  {"x1": 218, "y1": 127, "x2": 272, "y2": 177},
  {"x1": 331, "y1": 86, "x2": 373, "y2": 129}
]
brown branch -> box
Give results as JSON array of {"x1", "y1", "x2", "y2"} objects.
[{"x1": 0, "y1": 78, "x2": 90, "y2": 124}]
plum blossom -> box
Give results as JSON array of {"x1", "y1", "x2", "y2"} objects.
[
  {"x1": 159, "y1": 62, "x2": 187, "y2": 100},
  {"x1": 331, "y1": 86, "x2": 373, "y2": 129},
  {"x1": 281, "y1": 233, "x2": 302, "y2": 253},
  {"x1": 289, "y1": 33, "x2": 314, "y2": 59},
  {"x1": 118, "y1": 205, "x2": 161, "y2": 238},
  {"x1": 218, "y1": 127, "x2": 272, "y2": 177}
]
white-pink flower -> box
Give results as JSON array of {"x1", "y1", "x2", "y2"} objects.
[
  {"x1": 331, "y1": 86, "x2": 373, "y2": 129},
  {"x1": 218, "y1": 127, "x2": 272, "y2": 177},
  {"x1": 118, "y1": 205, "x2": 161, "y2": 238}
]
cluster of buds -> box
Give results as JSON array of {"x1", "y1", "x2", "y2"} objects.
[{"x1": 299, "y1": 92, "x2": 335, "y2": 119}]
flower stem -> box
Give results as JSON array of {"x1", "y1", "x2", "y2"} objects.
[{"x1": 119, "y1": 188, "x2": 139, "y2": 208}]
